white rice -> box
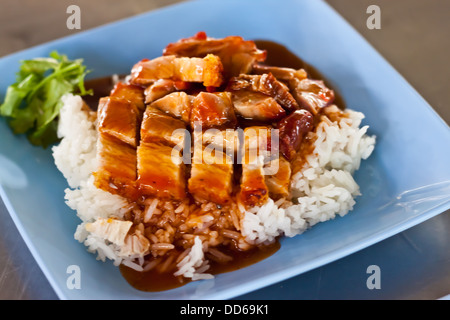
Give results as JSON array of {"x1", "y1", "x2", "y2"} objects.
[
  {"x1": 52, "y1": 94, "x2": 97, "y2": 189},
  {"x1": 52, "y1": 94, "x2": 376, "y2": 280},
  {"x1": 173, "y1": 236, "x2": 213, "y2": 280}
]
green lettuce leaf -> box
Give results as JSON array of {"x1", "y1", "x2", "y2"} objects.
[{"x1": 0, "y1": 51, "x2": 92, "y2": 148}]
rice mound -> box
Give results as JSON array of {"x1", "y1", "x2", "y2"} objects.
[{"x1": 52, "y1": 93, "x2": 375, "y2": 279}]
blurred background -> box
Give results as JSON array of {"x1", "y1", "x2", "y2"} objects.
[{"x1": 0, "y1": 0, "x2": 449, "y2": 299}]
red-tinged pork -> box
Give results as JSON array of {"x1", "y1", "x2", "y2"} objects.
[
  {"x1": 140, "y1": 107, "x2": 187, "y2": 148},
  {"x1": 264, "y1": 156, "x2": 291, "y2": 199},
  {"x1": 97, "y1": 97, "x2": 140, "y2": 148},
  {"x1": 144, "y1": 79, "x2": 191, "y2": 104},
  {"x1": 239, "y1": 126, "x2": 272, "y2": 207},
  {"x1": 231, "y1": 90, "x2": 286, "y2": 121},
  {"x1": 200, "y1": 128, "x2": 240, "y2": 159},
  {"x1": 110, "y1": 82, "x2": 146, "y2": 111},
  {"x1": 137, "y1": 142, "x2": 186, "y2": 200},
  {"x1": 228, "y1": 73, "x2": 299, "y2": 112},
  {"x1": 130, "y1": 54, "x2": 224, "y2": 87},
  {"x1": 149, "y1": 92, "x2": 193, "y2": 124},
  {"x1": 163, "y1": 32, "x2": 267, "y2": 78},
  {"x1": 197, "y1": 54, "x2": 224, "y2": 88},
  {"x1": 190, "y1": 91, "x2": 237, "y2": 130},
  {"x1": 188, "y1": 145, "x2": 233, "y2": 205},
  {"x1": 252, "y1": 64, "x2": 307, "y2": 81},
  {"x1": 93, "y1": 134, "x2": 137, "y2": 200},
  {"x1": 276, "y1": 109, "x2": 314, "y2": 161},
  {"x1": 289, "y1": 78, "x2": 335, "y2": 115},
  {"x1": 241, "y1": 126, "x2": 276, "y2": 163},
  {"x1": 239, "y1": 163, "x2": 268, "y2": 207},
  {"x1": 130, "y1": 56, "x2": 175, "y2": 85}
]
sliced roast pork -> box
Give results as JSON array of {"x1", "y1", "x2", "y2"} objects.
[
  {"x1": 130, "y1": 54, "x2": 224, "y2": 87},
  {"x1": 163, "y1": 31, "x2": 267, "y2": 78}
]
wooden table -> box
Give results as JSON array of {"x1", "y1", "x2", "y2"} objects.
[{"x1": 0, "y1": 0, "x2": 449, "y2": 300}]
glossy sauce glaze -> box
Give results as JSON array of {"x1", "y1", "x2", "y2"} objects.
[
  {"x1": 119, "y1": 241, "x2": 280, "y2": 292},
  {"x1": 253, "y1": 40, "x2": 346, "y2": 110},
  {"x1": 84, "y1": 40, "x2": 344, "y2": 292}
]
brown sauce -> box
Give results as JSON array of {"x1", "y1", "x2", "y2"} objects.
[
  {"x1": 119, "y1": 241, "x2": 280, "y2": 292},
  {"x1": 208, "y1": 241, "x2": 280, "y2": 275},
  {"x1": 119, "y1": 258, "x2": 190, "y2": 292},
  {"x1": 83, "y1": 74, "x2": 129, "y2": 110},
  {"x1": 85, "y1": 40, "x2": 341, "y2": 292},
  {"x1": 82, "y1": 76, "x2": 117, "y2": 110},
  {"x1": 253, "y1": 40, "x2": 346, "y2": 109}
]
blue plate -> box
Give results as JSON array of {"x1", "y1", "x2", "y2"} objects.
[{"x1": 0, "y1": 0, "x2": 449, "y2": 300}]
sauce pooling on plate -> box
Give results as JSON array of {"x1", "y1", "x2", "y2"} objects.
[{"x1": 120, "y1": 241, "x2": 280, "y2": 292}]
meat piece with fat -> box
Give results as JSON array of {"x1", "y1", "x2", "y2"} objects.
[
  {"x1": 253, "y1": 65, "x2": 335, "y2": 115},
  {"x1": 231, "y1": 90, "x2": 286, "y2": 121},
  {"x1": 238, "y1": 126, "x2": 275, "y2": 207},
  {"x1": 252, "y1": 64, "x2": 307, "y2": 81},
  {"x1": 149, "y1": 91, "x2": 194, "y2": 124},
  {"x1": 130, "y1": 54, "x2": 224, "y2": 87},
  {"x1": 228, "y1": 73, "x2": 299, "y2": 112},
  {"x1": 137, "y1": 141, "x2": 186, "y2": 200},
  {"x1": 190, "y1": 91, "x2": 237, "y2": 130},
  {"x1": 94, "y1": 93, "x2": 141, "y2": 199},
  {"x1": 93, "y1": 134, "x2": 138, "y2": 200},
  {"x1": 97, "y1": 97, "x2": 140, "y2": 148},
  {"x1": 289, "y1": 78, "x2": 335, "y2": 115},
  {"x1": 140, "y1": 107, "x2": 187, "y2": 149},
  {"x1": 110, "y1": 82, "x2": 146, "y2": 111},
  {"x1": 200, "y1": 128, "x2": 240, "y2": 159},
  {"x1": 264, "y1": 155, "x2": 291, "y2": 199},
  {"x1": 144, "y1": 79, "x2": 191, "y2": 104},
  {"x1": 85, "y1": 218, "x2": 132, "y2": 247},
  {"x1": 163, "y1": 31, "x2": 267, "y2": 78},
  {"x1": 239, "y1": 160, "x2": 268, "y2": 208},
  {"x1": 188, "y1": 145, "x2": 234, "y2": 205}
]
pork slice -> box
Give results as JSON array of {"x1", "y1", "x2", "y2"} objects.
[
  {"x1": 252, "y1": 64, "x2": 307, "y2": 81},
  {"x1": 238, "y1": 126, "x2": 275, "y2": 207},
  {"x1": 149, "y1": 91, "x2": 193, "y2": 124},
  {"x1": 188, "y1": 144, "x2": 233, "y2": 205},
  {"x1": 110, "y1": 82, "x2": 146, "y2": 111},
  {"x1": 289, "y1": 78, "x2": 335, "y2": 115},
  {"x1": 241, "y1": 126, "x2": 276, "y2": 163},
  {"x1": 163, "y1": 32, "x2": 267, "y2": 78},
  {"x1": 229, "y1": 73, "x2": 299, "y2": 112},
  {"x1": 130, "y1": 54, "x2": 224, "y2": 87},
  {"x1": 231, "y1": 90, "x2": 286, "y2": 121},
  {"x1": 239, "y1": 161, "x2": 268, "y2": 208},
  {"x1": 190, "y1": 91, "x2": 237, "y2": 130},
  {"x1": 144, "y1": 79, "x2": 190, "y2": 104},
  {"x1": 85, "y1": 218, "x2": 133, "y2": 247},
  {"x1": 264, "y1": 155, "x2": 291, "y2": 199},
  {"x1": 137, "y1": 141, "x2": 186, "y2": 200},
  {"x1": 130, "y1": 56, "x2": 176, "y2": 85},
  {"x1": 97, "y1": 97, "x2": 140, "y2": 148},
  {"x1": 140, "y1": 107, "x2": 187, "y2": 148},
  {"x1": 200, "y1": 128, "x2": 240, "y2": 158}
]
